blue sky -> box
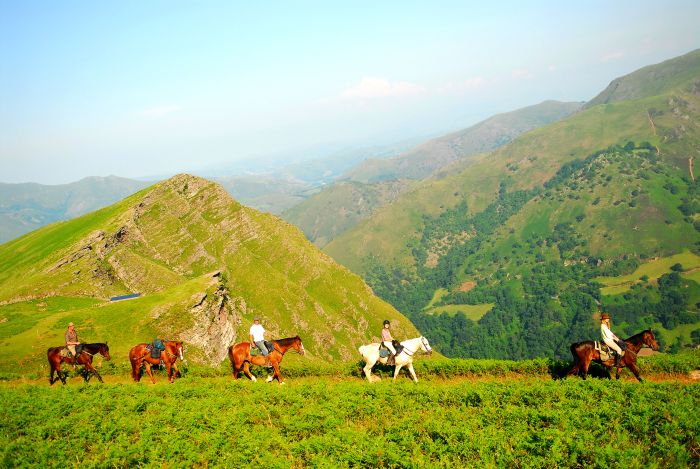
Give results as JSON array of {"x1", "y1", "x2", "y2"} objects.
[{"x1": 1, "y1": 1, "x2": 699, "y2": 183}]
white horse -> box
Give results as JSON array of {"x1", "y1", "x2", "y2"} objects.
[{"x1": 358, "y1": 336, "x2": 432, "y2": 383}]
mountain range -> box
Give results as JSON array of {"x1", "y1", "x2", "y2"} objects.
[
  {"x1": 0, "y1": 176, "x2": 152, "y2": 244},
  {"x1": 283, "y1": 100, "x2": 582, "y2": 247}
]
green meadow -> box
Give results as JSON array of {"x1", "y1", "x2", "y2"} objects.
[{"x1": 1, "y1": 353, "x2": 699, "y2": 468}]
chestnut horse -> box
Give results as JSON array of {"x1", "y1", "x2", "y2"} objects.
[
  {"x1": 129, "y1": 341, "x2": 184, "y2": 384},
  {"x1": 228, "y1": 336, "x2": 304, "y2": 384},
  {"x1": 568, "y1": 329, "x2": 659, "y2": 382},
  {"x1": 47, "y1": 343, "x2": 111, "y2": 385}
]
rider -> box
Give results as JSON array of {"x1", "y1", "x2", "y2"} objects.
[
  {"x1": 381, "y1": 319, "x2": 397, "y2": 365},
  {"x1": 249, "y1": 317, "x2": 272, "y2": 367},
  {"x1": 600, "y1": 312, "x2": 626, "y2": 368},
  {"x1": 65, "y1": 322, "x2": 81, "y2": 369}
]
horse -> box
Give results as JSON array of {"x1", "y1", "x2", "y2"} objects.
[
  {"x1": 228, "y1": 336, "x2": 305, "y2": 384},
  {"x1": 359, "y1": 336, "x2": 432, "y2": 383},
  {"x1": 568, "y1": 329, "x2": 659, "y2": 382},
  {"x1": 129, "y1": 341, "x2": 184, "y2": 384},
  {"x1": 47, "y1": 343, "x2": 111, "y2": 385}
]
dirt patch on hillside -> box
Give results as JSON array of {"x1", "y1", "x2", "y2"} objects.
[{"x1": 457, "y1": 281, "x2": 477, "y2": 292}]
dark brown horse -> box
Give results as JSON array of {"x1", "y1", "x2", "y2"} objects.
[
  {"x1": 129, "y1": 341, "x2": 184, "y2": 384},
  {"x1": 568, "y1": 329, "x2": 660, "y2": 382},
  {"x1": 228, "y1": 336, "x2": 305, "y2": 384},
  {"x1": 47, "y1": 343, "x2": 111, "y2": 385}
]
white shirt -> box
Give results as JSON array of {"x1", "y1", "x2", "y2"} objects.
[
  {"x1": 249, "y1": 323, "x2": 265, "y2": 342},
  {"x1": 601, "y1": 322, "x2": 618, "y2": 342}
]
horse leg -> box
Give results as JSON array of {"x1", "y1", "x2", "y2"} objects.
[
  {"x1": 567, "y1": 353, "x2": 580, "y2": 377},
  {"x1": 363, "y1": 359, "x2": 376, "y2": 382},
  {"x1": 130, "y1": 358, "x2": 139, "y2": 382},
  {"x1": 172, "y1": 362, "x2": 180, "y2": 379},
  {"x1": 267, "y1": 361, "x2": 282, "y2": 384},
  {"x1": 85, "y1": 361, "x2": 103, "y2": 383},
  {"x1": 165, "y1": 361, "x2": 173, "y2": 383},
  {"x1": 49, "y1": 362, "x2": 56, "y2": 385},
  {"x1": 243, "y1": 362, "x2": 256, "y2": 382},
  {"x1": 144, "y1": 362, "x2": 156, "y2": 384},
  {"x1": 407, "y1": 363, "x2": 418, "y2": 383},
  {"x1": 393, "y1": 363, "x2": 403, "y2": 382},
  {"x1": 627, "y1": 360, "x2": 643, "y2": 383},
  {"x1": 582, "y1": 358, "x2": 591, "y2": 380}
]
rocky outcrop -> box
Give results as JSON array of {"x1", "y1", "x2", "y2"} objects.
[{"x1": 181, "y1": 275, "x2": 241, "y2": 366}]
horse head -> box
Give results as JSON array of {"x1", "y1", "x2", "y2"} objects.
[
  {"x1": 643, "y1": 330, "x2": 660, "y2": 351},
  {"x1": 293, "y1": 336, "x2": 305, "y2": 356},
  {"x1": 420, "y1": 336, "x2": 432, "y2": 354},
  {"x1": 100, "y1": 343, "x2": 112, "y2": 361},
  {"x1": 169, "y1": 341, "x2": 184, "y2": 361}
]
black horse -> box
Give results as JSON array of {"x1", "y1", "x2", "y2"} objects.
[
  {"x1": 47, "y1": 342, "x2": 111, "y2": 385},
  {"x1": 568, "y1": 330, "x2": 659, "y2": 382}
]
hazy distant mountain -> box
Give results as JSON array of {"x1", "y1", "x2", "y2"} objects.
[
  {"x1": 212, "y1": 140, "x2": 421, "y2": 214},
  {"x1": 283, "y1": 100, "x2": 582, "y2": 247},
  {"x1": 0, "y1": 176, "x2": 152, "y2": 244},
  {"x1": 343, "y1": 101, "x2": 583, "y2": 183}
]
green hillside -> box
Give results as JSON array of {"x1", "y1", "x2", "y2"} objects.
[
  {"x1": 0, "y1": 174, "x2": 418, "y2": 375},
  {"x1": 323, "y1": 49, "x2": 700, "y2": 358},
  {"x1": 285, "y1": 101, "x2": 580, "y2": 247}
]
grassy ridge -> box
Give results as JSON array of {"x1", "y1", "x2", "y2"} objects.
[{"x1": 1, "y1": 373, "x2": 698, "y2": 467}]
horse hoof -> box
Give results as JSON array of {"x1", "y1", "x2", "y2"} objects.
[
  {"x1": 280, "y1": 381, "x2": 286, "y2": 385},
  {"x1": 266, "y1": 375, "x2": 273, "y2": 383},
  {"x1": 251, "y1": 376, "x2": 257, "y2": 382}
]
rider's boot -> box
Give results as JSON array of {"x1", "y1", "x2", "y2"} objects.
[
  {"x1": 69, "y1": 352, "x2": 77, "y2": 369},
  {"x1": 614, "y1": 352, "x2": 621, "y2": 368},
  {"x1": 387, "y1": 353, "x2": 395, "y2": 366}
]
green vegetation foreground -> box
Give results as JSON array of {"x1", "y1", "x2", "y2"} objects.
[{"x1": 2, "y1": 374, "x2": 698, "y2": 467}]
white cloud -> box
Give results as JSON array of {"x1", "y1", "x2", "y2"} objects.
[
  {"x1": 139, "y1": 105, "x2": 181, "y2": 117},
  {"x1": 601, "y1": 51, "x2": 624, "y2": 62},
  {"x1": 511, "y1": 68, "x2": 533, "y2": 80},
  {"x1": 340, "y1": 77, "x2": 424, "y2": 99}
]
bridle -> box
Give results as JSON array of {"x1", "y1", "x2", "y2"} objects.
[{"x1": 400, "y1": 337, "x2": 430, "y2": 357}]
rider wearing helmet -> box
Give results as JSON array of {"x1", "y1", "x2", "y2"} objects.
[
  {"x1": 381, "y1": 319, "x2": 397, "y2": 365},
  {"x1": 600, "y1": 312, "x2": 626, "y2": 368}
]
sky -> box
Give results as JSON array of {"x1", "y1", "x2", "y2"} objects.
[{"x1": 1, "y1": 1, "x2": 699, "y2": 184}]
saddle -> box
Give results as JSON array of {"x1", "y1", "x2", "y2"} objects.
[
  {"x1": 251, "y1": 341, "x2": 275, "y2": 355},
  {"x1": 60, "y1": 344, "x2": 83, "y2": 358},
  {"x1": 595, "y1": 341, "x2": 625, "y2": 361},
  {"x1": 146, "y1": 339, "x2": 166, "y2": 359},
  {"x1": 378, "y1": 340, "x2": 404, "y2": 358}
]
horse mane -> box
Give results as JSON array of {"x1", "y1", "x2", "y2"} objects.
[
  {"x1": 625, "y1": 329, "x2": 652, "y2": 344},
  {"x1": 273, "y1": 336, "x2": 300, "y2": 347}
]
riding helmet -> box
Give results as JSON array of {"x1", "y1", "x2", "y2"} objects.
[{"x1": 383, "y1": 319, "x2": 390, "y2": 325}]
